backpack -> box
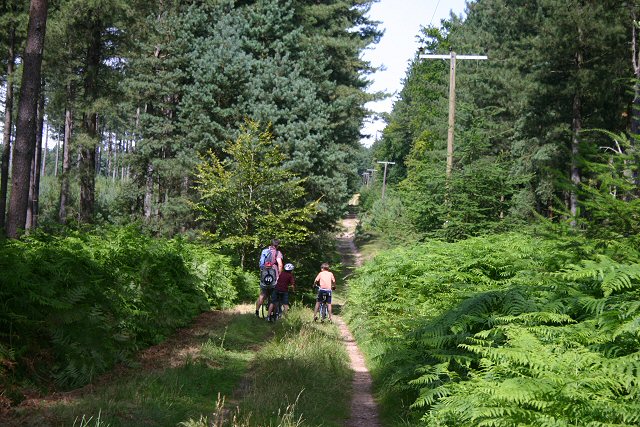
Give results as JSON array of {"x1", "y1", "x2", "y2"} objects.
[
  {"x1": 259, "y1": 247, "x2": 273, "y2": 269},
  {"x1": 259, "y1": 247, "x2": 277, "y2": 289}
]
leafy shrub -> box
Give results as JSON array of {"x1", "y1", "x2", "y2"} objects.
[
  {"x1": 346, "y1": 232, "x2": 640, "y2": 425},
  {"x1": 0, "y1": 227, "x2": 245, "y2": 393},
  {"x1": 186, "y1": 244, "x2": 239, "y2": 308},
  {"x1": 357, "y1": 188, "x2": 420, "y2": 246}
]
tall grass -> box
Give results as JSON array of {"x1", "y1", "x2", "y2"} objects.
[
  {"x1": 6, "y1": 307, "x2": 272, "y2": 427},
  {"x1": 179, "y1": 305, "x2": 353, "y2": 427}
]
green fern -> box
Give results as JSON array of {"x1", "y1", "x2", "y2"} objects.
[
  {"x1": 1, "y1": 226, "x2": 246, "y2": 390},
  {"x1": 346, "y1": 232, "x2": 640, "y2": 426}
]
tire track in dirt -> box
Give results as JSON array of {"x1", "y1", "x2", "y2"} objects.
[{"x1": 335, "y1": 205, "x2": 381, "y2": 427}]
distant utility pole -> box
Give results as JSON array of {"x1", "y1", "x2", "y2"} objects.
[
  {"x1": 419, "y1": 50, "x2": 487, "y2": 180},
  {"x1": 361, "y1": 171, "x2": 370, "y2": 186},
  {"x1": 366, "y1": 168, "x2": 375, "y2": 188},
  {"x1": 376, "y1": 161, "x2": 395, "y2": 200}
]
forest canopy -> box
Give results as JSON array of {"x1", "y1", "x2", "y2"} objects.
[
  {"x1": 0, "y1": 0, "x2": 381, "y2": 242},
  {"x1": 367, "y1": 0, "x2": 639, "y2": 241}
]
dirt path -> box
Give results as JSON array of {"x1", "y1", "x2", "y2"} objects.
[{"x1": 335, "y1": 205, "x2": 382, "y2": 427}]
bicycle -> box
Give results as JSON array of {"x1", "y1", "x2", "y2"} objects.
[
  {"x1": 314, "y1": 285, "x2": 330, "y2": 322},
  {"x1": 261, "y1": 287, "x2": 287, "y2": 321},
  {"x1": 260, "y1": 286, "x2": 274, "y2": 319}
]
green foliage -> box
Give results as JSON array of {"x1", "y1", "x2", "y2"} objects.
[
  {"x1": 194, "y1": 120, "x2": 319, "y2": 267},
  {"x1": 579, "y1": 130, "x2": 640, "y2": 238},
  {"x1": 9, "y1": 308, "x2": 273, "y2": 426},
  {"x1": 109, "y1": 0, "x2": 380, "y2": 233},
  {"x1": 367, "y1": 0, "x2": 636, "y2": 239},
  {"x1": 346, "y1": 232, "x2": 640, "y2": 425},
  {"x1": 357, "y1": 186, "x2": 421, "y2": 246},
  {"x1": 234, "y1": 306, "x2": 352, "y2": 427},
  {"x1": 0, "y1": 227, "x2": 245, "y2": 392}
]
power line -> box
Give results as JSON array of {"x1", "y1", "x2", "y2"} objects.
[{"x1": 429, "y1": 0, "x2": 442, "y2": 27}]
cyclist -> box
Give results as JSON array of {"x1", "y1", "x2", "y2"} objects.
[
  {"x1": 313, "y1": 262, "x2": 336, "y2": 322},
  {"x1": 256, "y1": 239, "x2": 283, "y2": 317},
  {"x1": 267, "y1": 262, "x2": 296, "y2": 321}
]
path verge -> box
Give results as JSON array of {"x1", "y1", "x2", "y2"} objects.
[{"x1": 2, "y1": 305, "x2": 271, "y2": 427}]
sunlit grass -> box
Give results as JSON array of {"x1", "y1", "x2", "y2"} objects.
[
  {"x1": 231, "y1": 305, "x2": 352, "y2": 427},
  {"x1": 9, "y1": 307, "x2": 272, "y2": 427}
]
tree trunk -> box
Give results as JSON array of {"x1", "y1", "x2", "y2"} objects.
[
  {"x1": 112, "y1": 137, "x2": 118, "y2": 181},
  {"x1": 570, "y1": 105, "x2": 582, "y2": 224},
  {"x1": 0, "y1": 25, "x2": 16, "y2": 232},
  {"x1": 106, "y1": 130, "x2": 112, "y2": 178},
  {"x1": 54, "y1": 125, "x2": 60, "y2": 177},
  {"x1": 59, "y1": 105, "x2": 72, "y2": 224},
  {"x1": 96, "y1": 130, "x2": 102, "y2": 177},
  {"x1": 42, "y1": 121, "x2": 48, "y2": 176},
  {"x1": 27, "y1": 83, "x2": 44, "y2": 230},
  {"x1": 143, "y1": 162, "x2": 154, "y2": 220},
  {"x1": 124, "y1": 139, "x2": 130, "y2": 180},
  {"x1": 568, "y1": 23, "x2": 585, "y2": 227},
  {"x1": 631, "y1": 10, "x2": 640, "y2": 189},
  {"x1": 6, "y1": 0, "x2": 48, "y2": 239},
  {"x1": 28, "y1": 84, "x2": 46, "y2": 229},
  {"x1": 79, "y1": 20, "x2": 102, "y2": 223}
]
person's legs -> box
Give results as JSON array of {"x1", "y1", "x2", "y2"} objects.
[
  {"x1": 313, "y1": 301, "x2": 320, "y2": 320},
  {"x1": 255, "y1": 296, "x2": 261, "y2": 315},
  {"x1": 267, "y1": 290, "x2": 279, "y2": 320},
  {"x1": 256, "y1": 289, "x2": 266, "y2": 316},
  {"x1": 325, "y1": 291, "x2": 333, "y2": 321},
  {"x1": 278, "y1": 292, "x2": 289, "y2": 317}
]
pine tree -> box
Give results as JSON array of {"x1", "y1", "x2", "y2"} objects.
[
  {"x1": 0, "y1": 0, "x2": 29, "y2": 232},
  {"x1": 455, "y1": 0, "x2": 629, "y2": 221},
  {"x1": 6, "y1": 0, "x2": 48, "y2": 238}
]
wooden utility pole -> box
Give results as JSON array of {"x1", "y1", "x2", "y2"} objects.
[
  {"x1": 419, "y1": 51, "x2": 487, "y2": 179},
  {"x1": 377, "y1": 161, "x2": 395, "y2": 200},
  {"x1": 366, "y1": 168, "x2": 375, "y2": 188}
]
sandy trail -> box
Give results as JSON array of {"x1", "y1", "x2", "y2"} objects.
[{"x1": 335, "y1": 207, "x2": 381, "y2": 427}]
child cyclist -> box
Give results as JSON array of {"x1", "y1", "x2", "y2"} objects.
[
  {"x1": 313, "y1": 262, "x2": 336, "y2": 322},
  {"x1": 267, "y1": 263, "x2": 296, "y2": 321}
]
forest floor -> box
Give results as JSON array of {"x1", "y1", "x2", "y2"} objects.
[{"x1": 3, "y1": 201, "x2": 381, "y2": 426}]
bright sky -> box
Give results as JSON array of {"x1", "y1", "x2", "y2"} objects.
[{"x1": 361, "y1": 0, "x2": 469, "y2": 147}]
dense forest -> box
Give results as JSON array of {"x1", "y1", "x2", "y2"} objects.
[
  {"x1": 0, "y1": 0, "x2": 379, "y2": 239},
  {"x1": 367, "y1": 0, "x2": 639, "y2": 241},
  {"x1": 1, "y1": 0, "x2": 640, "y2": 425}
]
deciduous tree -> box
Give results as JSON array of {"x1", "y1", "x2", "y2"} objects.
[{"x1": 195, "y1": 120, "x2": 318, "y2": 267}]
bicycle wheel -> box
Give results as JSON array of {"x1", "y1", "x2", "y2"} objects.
[
  {"x1": 320, "y1": 302, "x2": 328, "y2": 321},
  {"x1": 260, "y1": 289, "x2": 271, "y2": 319}
]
